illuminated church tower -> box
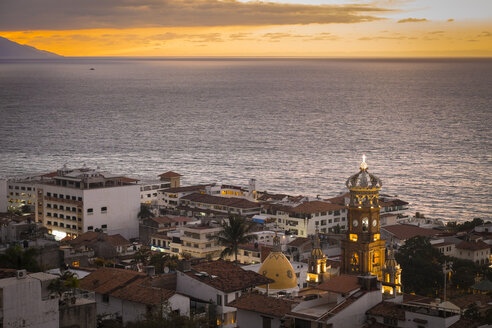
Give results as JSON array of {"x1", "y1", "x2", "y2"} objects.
[
  {"x1": 382, "y1": 248, "x2": 402, "y2": 296},
  {"x1": 341, "y1": 155, "x2": 385, "y2": 280},
  {"x1": 306, "y1": 228, "x2": 328, "y2": 285}
]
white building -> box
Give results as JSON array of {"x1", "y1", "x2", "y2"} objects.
[
  {"x1": 228, "y1": 293, "x2": 297, "y2": 328},
  {"x1": 454, "y1": 239, "x2": 490, "y2": 265},
  {"x1": 38, "y1": 167, "x2": 140, "y2": 240},
  {"x1": 176, "y1": 260, "x2": 273, "y2": 328},
  {"x1": 0, "y1": 270, "x2": 59, "y2": 328},
  {"x1": 287, "y1": 275, "x2": 383, "y2": 328},
  {"x1": 0, "y1": 175, "x2": 44, "y2": 214},
  {"x1": 262, "y1": 201, "x2": 348, "y2": 237},
  {"x1": 2, "y1": 167, "x2": 141, "y2": 240},
  {"x1": 80, "y1": 267, "x2": 189, "y2": 325}
]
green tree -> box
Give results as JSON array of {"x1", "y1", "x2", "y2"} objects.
[
  {"x1": 0, "y1": 245, "x2": 41, "y2": 272},
  {"x1": 149, "y1": 253, "x2": 178, "y2": 274},
  {"x1": 138, "y1": 204, "x2": 155, "y2": 219},
  {"x1": 464, "y1": 303, "x2": 481, "y2": 320},
  {"x1": 450, "y1": 259, "x2": 479, "y2": 290},
  {"x1": 208, "y1": 216, "x2": 257, "y2": 264},
  {"x1": 395, "y1": 236, "x2": 445, "y2": 296},
  {"x1": 48, "y1": 270, "x2": 80, "y2": 299},
  {"x1": 134, "y1": 247, "x2": 152, "y2": 267}
]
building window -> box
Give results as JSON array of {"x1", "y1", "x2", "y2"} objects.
[
  {"x1": 88, "y1": 226, "x2": 93, "y2": 231},
  {"x1": 59, "y1": 194, "x2": 64, "y2": 199},
  {"x1": 60, "y1": 214, "x2": 64, "y2": 219},
  {"x1": 47, "y1": 212, "x2": 51, "y2": 217},
  {"x1": 102, "y1": 294, "x2": 109, "y2": 303},
  {"x1": 101, "y1": 206, "x2": 107, "y2": 213},
  {"x1": 78, "y1": 197, "x2": 82, "y2": 201},
  {"x1": 72, "y1": 207, "x2": 76, "y2": 212},
  {"x1": 72, "y1": 196, "x2": 76, "y2": 201},
  {"x1": 47, "y1": 221, "x2": 52, "y2": 225},
  {"x1": 53, "y1": 213, "x2": 58, "y2": 218},
  {"x1": 66, "y1": 195, "x2": 70, "y2": 200},
  {"x1": 59, "y1": 205, "x2": 64, "y2": 210},
  {"x1": 101, "y1": 224, "x2": 107, "y2": 229},
  {"x1": 216, "y1": 294, "x2": 222, "y2": 305},
  {"x1": 53, "y1": 222, "x2": 58, "y2": 226},
  {"x1": 87, "y1": 208, "x2": 93, "y2": 214},
  {"x1": 60, "y1": 223, "x2": 64, "y2": 228},
  {"x1": 72, "y1": 225, "x2": 76, "y2": 229}
]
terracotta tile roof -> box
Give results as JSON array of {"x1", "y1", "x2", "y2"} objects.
[
  {"x1": 402, "y1": 293, "x2": 435, "y2": 305},
  {"x1": 120, "y1": 176, "x2": 139, "y2": 183},
  {"x1": 105, "y1": 234, "x2": 131, "y2": 247},
  {"x1": 449, "y1": 318, "x2": 481, "y2": 328},
  {"x1": 326, "y1": 259, "x2": 341, "y2": 269},
  {"x1": 171, "y1": 216, "x2": 194, "y2": 223},
  {"x1": 380, "y1": 199, "x2": 409, "y2": 207},
  {"x1": 150, "y1": 216, "x2": 176, "y2": 224},
  {"x1": 163, "y1": 184, "x2": 211, "y2": 193},
  {"x1": 432, "y1": 242, "x2": 455, "y2": 247},
  {"x1": 238, "y1": 243, "x2": 261, "y2": 252},
  {"x1": 290, "y1": 201, "x2": 345, "y2": 214},
  {"x1": 158, "y1": 171, "x2": 182, "y2": 178},
  {"x1": 185, "y1": 260, "x2": 274, "y2": 293},
  {"x1": 288, "y1": 237, "x2": 311, "y2": 247},
  {"x1": 69, "y1": 231, "x2": 101, "y2": 245},
  {"x1": 450, "y1": 293, "x2": 492, "y2": 309},
  {"x1": 381, "y1": 224, "x2": 440, "y2": 240},
  {"x1": 80, "y1": 267, "x2": 146, "y2": 295},
  {"x1": 228, "y1": 293, "x2": 296, "y2": 318},
  {"x1": 80, "y1": 267, "x2": 176, "y2": 306},
  {"x1": 69, "y1": 231, "x2": 129, "y2": 248},
  {"x1": 41, "y1": 171, "x2": 58, "y2": 178},
  {"x1": 181, "y1": 193, "x2": 260, "y2": 209},
  {"x1": 367, "y1": 301, "x2": 405, "y2": 320},
  {"x1": 317, "y1": 274, "x2": 360, "y2": 294},
  {"x1": 111, "y1": 278, "x2": 175, "y2": 306},
  {"x1": 456, "y1": 240, "x2": 490, "y2": 251},
  {"x1": 324, "y1": 193, "x2": 350, "y2": 205}
]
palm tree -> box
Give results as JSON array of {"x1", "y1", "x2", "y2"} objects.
[
  {"x1": 209, "y1": 216, "x2": 257, "y2": 264},
  {"x1": 138, "y1": 204, "x2": 155, "y2": 219}
]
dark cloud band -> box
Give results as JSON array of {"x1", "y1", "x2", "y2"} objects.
[{"x1": 0, "y1": 0, "x2": 390, "y2": 30}]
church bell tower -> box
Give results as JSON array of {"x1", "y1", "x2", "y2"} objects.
[{"x1": 341, "y1": 155, "x2": 385, "y2": 280}]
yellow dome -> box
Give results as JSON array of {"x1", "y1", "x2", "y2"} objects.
[{"x1": 259, "y1": 251, "x2": 298, "y2": 290}]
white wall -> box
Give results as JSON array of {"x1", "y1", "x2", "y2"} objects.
[
  {"x1": 0, "y1": 276, "x2": 59, "y2": 328},
  {"x1": 169, "y1": 293, "x2": 191, "y2": 316},
  {"x1": 176, "y1": 271, "x2": 239, "y2": 315},
  {"x1": 83, "y1": 185, "x2": 140, "y2": 239},
  {"x1": 326, "y1": 290, "x2": 382, "y2": 328},
  {"x1": 236, "y1": 309, "x2": 282, "y2": 328},
  {"x1": 405, "y1": 310, "x2": 460, "y2": 328}
]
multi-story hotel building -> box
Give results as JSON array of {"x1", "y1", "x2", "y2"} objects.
[{"x1": 2, "y1": 166, "x2": 140, "y2": 240}]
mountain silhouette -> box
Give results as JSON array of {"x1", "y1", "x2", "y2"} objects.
[{"x1": 0, "y1": 37, "x2": 61, "y2": 58}]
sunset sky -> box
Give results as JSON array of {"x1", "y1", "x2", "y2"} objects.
[{"x1": 0, "y1": 0, "x2": 491, "y2": 57}]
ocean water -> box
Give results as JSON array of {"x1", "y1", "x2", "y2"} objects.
[{"x1": 0, "y1": 58, "x2": 491, "y2": 221}]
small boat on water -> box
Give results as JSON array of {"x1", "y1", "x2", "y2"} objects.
[{"x1": 89, "y1": 68, "x2": 95, "y2": 70}]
